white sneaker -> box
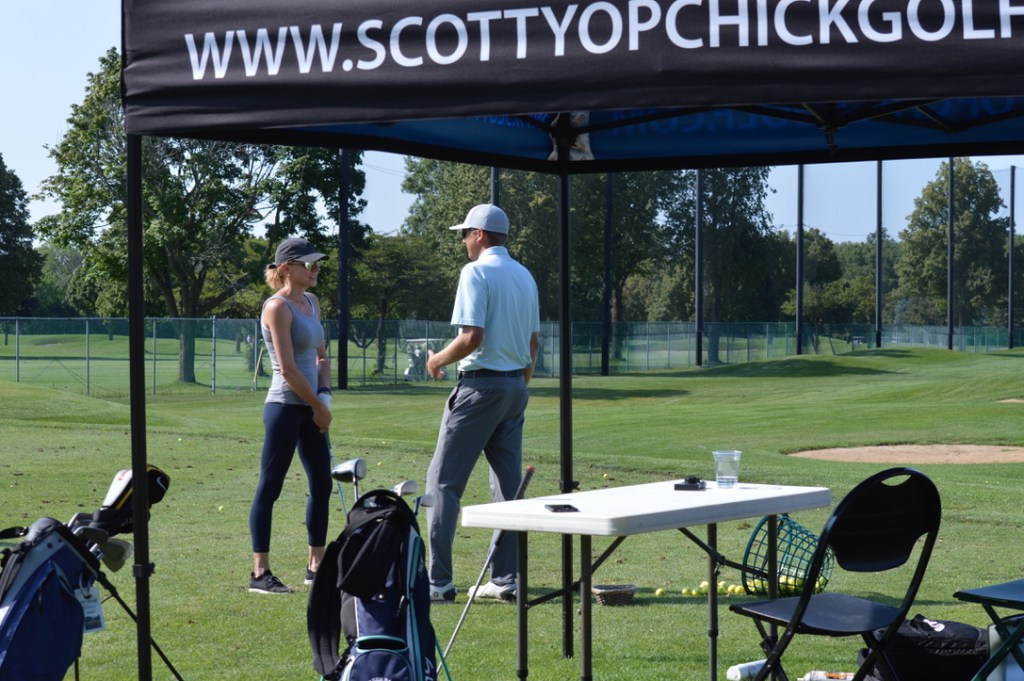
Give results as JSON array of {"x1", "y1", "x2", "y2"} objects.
[
  {"x1": 430, "y1": 583, "x2": 456, "y2": 603},
  {"x1": 467, "y1": 581, "x2": 516, "y2": 602}
]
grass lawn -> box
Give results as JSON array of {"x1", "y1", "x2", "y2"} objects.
[{"x1": 2, "y1": 347, "x2": 1024, "y2": 680}]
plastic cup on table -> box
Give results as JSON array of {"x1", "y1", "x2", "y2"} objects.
[{"x1": 713, "y1": 450, "x2": 742, "y2": 489}]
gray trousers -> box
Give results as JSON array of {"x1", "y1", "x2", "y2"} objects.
[{"x1": 426, "y1": 375, "x2": 528, "y2": 587}]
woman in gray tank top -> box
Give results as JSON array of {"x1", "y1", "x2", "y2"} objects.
[{"x1": 248, "y1": 238, "x2": 334, "y2": 594}]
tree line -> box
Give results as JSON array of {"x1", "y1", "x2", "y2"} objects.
[{"x1": 1, "y1": 48, "x2": 1020, "y2": 382}]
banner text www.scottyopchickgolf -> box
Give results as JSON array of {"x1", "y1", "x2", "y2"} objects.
[{"x1": 184, "y1": 0, "x2": 1024, "y2": 80}]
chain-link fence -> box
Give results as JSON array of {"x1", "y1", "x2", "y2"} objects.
[{"x1": 1, "y1": 317, "x2": 1020, "y2": 397}]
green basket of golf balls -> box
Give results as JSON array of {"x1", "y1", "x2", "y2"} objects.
[{"x1": 741, "y1": 513, "x2": 833, "y2": 596}]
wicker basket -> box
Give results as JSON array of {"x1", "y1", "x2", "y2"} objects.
[
  {"x1": 591, "y1": 584, "x2": 637, "y2": 606},
  {"x1": 741, "y1": 514, "x2": 833, "y2": 596}
]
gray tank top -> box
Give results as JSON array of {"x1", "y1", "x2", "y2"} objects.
[{"x1": 261, "y1": 293, "x2": 323, "y2": 405}]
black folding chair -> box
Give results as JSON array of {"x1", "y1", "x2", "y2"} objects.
[{"x1": 729, "y1": 467, "x2": 942, "y2": 681}]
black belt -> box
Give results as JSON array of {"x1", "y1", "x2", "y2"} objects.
[{"x1": 458, "y1": 369, "x2": 524, "y2": 379}]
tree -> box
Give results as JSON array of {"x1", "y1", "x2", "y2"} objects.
[
  {"x1": 38, "y1": 48, "x2": 367, "y2": 382},
  {"x1": 0, "y1": 154, "x2": 43, "y2": 315},
  {"x1": 659, "y1": 167, "x2": 786, "y2": 361},
  {"x1": 831, "y1": 232, "x2": 902, "y2": 325},
  {"x1": 350, "y1": 232, "x2": 450, "y2": 373},
  {"x1": 781, "y1": 228, "x2": 848, "y2": 347},
  {"x1": 402, "y1": 160, "x2": 669, "y2": 327},
  {"x1": 33, "y1": 243, "x2": 85, "y2": 316},
  {"x1": 894, "y1": 158, "x2": 1007, "y2": 326}
]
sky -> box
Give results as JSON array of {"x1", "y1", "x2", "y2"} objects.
[{"x1": 4, "y1": 3, "x2": 1024, "y2": 244}]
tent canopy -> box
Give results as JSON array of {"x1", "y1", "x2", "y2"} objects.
[
  {"x1": 121, "y1": 3, "x2": 1024, "y2": 676},
  {"x1": 123, "y1": 0, "x2": 1024, "y2": 171}
]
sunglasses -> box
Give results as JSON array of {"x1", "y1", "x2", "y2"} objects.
[
  {"x1": 290, "y1": 260, "x2": 321, "y2": 270},
  {"x1": 461, "y1": 228, "x2": 478, "y2": 241}
]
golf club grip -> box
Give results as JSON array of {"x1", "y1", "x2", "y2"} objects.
[{"x1": 513, "y1": 465, "x2": 536, "y2": 500}]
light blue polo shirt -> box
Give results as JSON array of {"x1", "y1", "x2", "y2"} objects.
[{"x1": 451, "y1": 246, "x2": 540, "y2": 372}]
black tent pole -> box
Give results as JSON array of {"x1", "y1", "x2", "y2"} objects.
[
  {"x1": 127, "y1": 133, "x2": 154, "y2": 681},
  {"x1": 601, "y1": 173, "x2": 613, "y2": 376},
  {"x1": 554, "y1": 113, "x2": 577, "y2": 660},
  {"x1": 1008, "y1": 166, "x2": 1015, "y2": 350},
  {"x1": 947, "y1": 158, "x2": 955, "y2": 350},
  {"x1": 695, "y1": 170, "x2": 704, "y2": 367},
  {"x1": 337, "y1": 149, "x2": 350, "y2": 391},
  {"x1": 875, "y1": 161, "x2": 884, "y2": 349},
  {"x1": 796, "y1": 165, "x2": 805, "y2": 356}
]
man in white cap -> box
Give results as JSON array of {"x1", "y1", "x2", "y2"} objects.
[{"x1": 425, "y1": 204, "x2": 540, "y2": 602}]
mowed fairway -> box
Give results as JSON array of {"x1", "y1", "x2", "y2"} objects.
[{"x1": 2, "y1": 348, "x2": 1023, "y2": 680}]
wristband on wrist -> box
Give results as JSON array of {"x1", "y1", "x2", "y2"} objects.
[{"x1": 317, "y1": 386, "x2": 333, "y2": 395}]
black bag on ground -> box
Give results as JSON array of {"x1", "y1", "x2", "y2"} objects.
[
  {"x1": 857, "y1": 613, "x2": 989, "y2": 681},
  {"x1": 308, "y1": 489, "x2": 438, "y2": 681}
]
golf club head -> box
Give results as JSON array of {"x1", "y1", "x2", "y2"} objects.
[
  {"x1": 392, "y1": 479, "x2": 419, "y2": 497},
  {"x1": 331, "y1": 457, "x2": 367, "y2": 483},
  {"x1": 74, "y1": 525, "x2": 110, "y2": 546},
  {"x1": 97, "y1": 538, "x2": 134, "y2": 572},
  {"x1": 91, "y1": 465, "x2": 171, "y2": 537},
  {"x1": 413, "y1": 493, "x2": 434, "y2": 515}
]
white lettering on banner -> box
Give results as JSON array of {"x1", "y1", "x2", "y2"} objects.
[
  {"x1": 628, "y1": 0, "x2": 662, "y2": 50},
  {"x1": 665, "y1": 0, "x2": 703, "y2": 48},
  {"x1": 1002, "y1": 0, "x2": 1024, "y2": 35},
  {"x1": 710, "y1": 0, "x2": 749, "y2": 47},
  {"x1": 506, "y1": 7, "x2": 541, "y2": 58},
  {"x1": 963, "y1": 0, "x2": 994, "y2": 38},
  {"x1": 391, "y1": 16, "x2": 423, "y2": 67},
  {"x1": 579, "y1": 2, "x2": 623, "y2": 53},
  {"x1": 290, "y1": 24, "x2": 342, "y2": 73},
  {"x1": 356, "y1": 22, "x2": 386, "y2": 70},
  {"x1": 542, "y1": 6, "x2": 578, "y2": 56},
  {"x1": 858, "y1": 0, "x2": 902, "y2": 42},
  {"x1": 757, "y1": 0, "x2": 770, "y2": 45},
  {"x1": 776, "y1": 0, "x2": 813, "y2": 46},
  {"x1": 426, "y1": 14, "x2": 468, "y2": 65},
  {"x1": 820, "y1": 0, "x2": 858, "y2": 44},
  {"x1": 908, "y1": 0, "x2": 956, "y2": 42},
  {"x1": 185, "y1": 32, "x2": 234, "y2": 79},
  {"x1": 236, "y1": 27, "x2": 288, "y2": 76},
  {"x1": 468, "y1": 11, "x2": 503, "y2": 60},
  {"x1": 179, "y1": 0, "x2": 1024, "y2": 81}
]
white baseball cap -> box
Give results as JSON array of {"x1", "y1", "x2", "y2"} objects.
[{"x1": 449, "y1": 204, "x2": 509, "y2": 235}]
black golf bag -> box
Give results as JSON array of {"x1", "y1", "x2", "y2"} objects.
[{"x1": 309, "y1": 489, "x2": 438, "y2": 681}]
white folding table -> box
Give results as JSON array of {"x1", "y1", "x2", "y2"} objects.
[{"x1": 461, "y1": 480, "x2": 831, "y2": 681}]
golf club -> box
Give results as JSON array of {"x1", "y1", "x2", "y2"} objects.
[
  {"x1": 332, "y1": 456, "x2": 367, "y2": 508},
  {"x1": 251, "y1": 339, "x2": 265, "y2": 390},
  {"x1": 392, "y1": 479, "x2": 419, "y2": 498},
  {"x1": 89, "y1": 465, "x2": 170, "y2": 537},
  {"x1": 96, "y1": 537, "x2": 134, "y2": 572},
  {"x1": 445, "y1": 465, "x2": 536, "y2": 658},
  {"x1": 324, "y1": 432, "x2": 350, "y2": 513},
  {"x1": 413, "y1": 493, "x2": 433, "y2": 516}
]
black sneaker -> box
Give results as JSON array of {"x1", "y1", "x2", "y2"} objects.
[
  {"x1": 249, "y1": 570, "x2": 291, "y2": 594},
  {"x1": 304, "y1": 569, "x2": 316, "y2": 586}
]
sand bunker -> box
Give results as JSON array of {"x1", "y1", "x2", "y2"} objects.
[{"x1": 791, "y1": 444, "x2": 1024, "y2": 464}]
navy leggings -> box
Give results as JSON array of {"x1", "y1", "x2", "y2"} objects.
[{"x1": 249, "y1": 402, "x2": 332, "y2": 553}]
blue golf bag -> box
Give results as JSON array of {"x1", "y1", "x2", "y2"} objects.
[
  {"x1": 0, "y1": 465, "x2": 178, "y2": 681},
  {"x1": 308, "y1": 489, "x2": 439, "y2": 681},
  {"x1": 0, "y1": 518, "x2": 99, "y2": 681}
]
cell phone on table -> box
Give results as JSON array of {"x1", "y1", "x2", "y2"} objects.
[{"x1": 545, "y1": 504, "x2": 578, "y2": 513}]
